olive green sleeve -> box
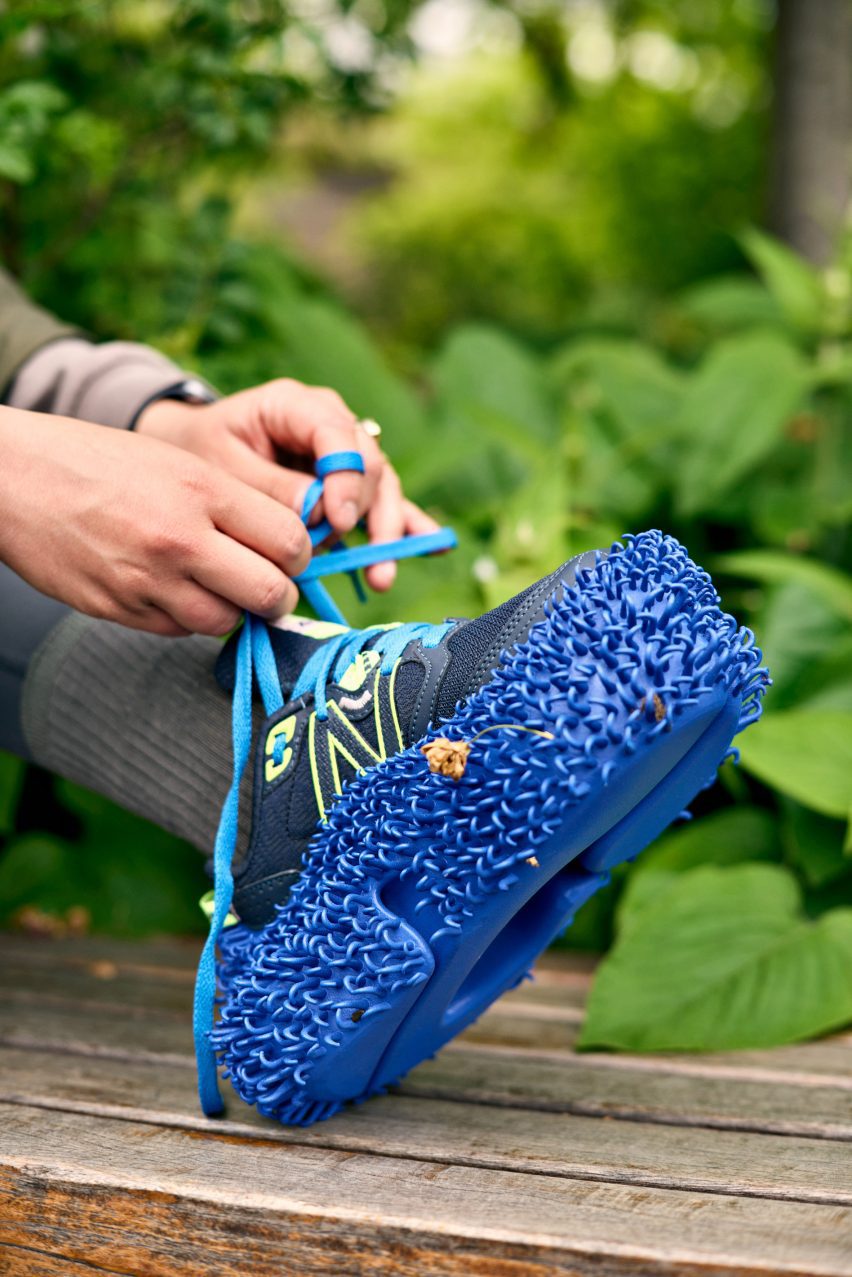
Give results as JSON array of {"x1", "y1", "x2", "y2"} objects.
[
  {"x1": 0, "y1": 266, "x2": 79, "y2": 395},
  {"x1": 0, "y1": 266, "x2": 211, "y2": 428}
]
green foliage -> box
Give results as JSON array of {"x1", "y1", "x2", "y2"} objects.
[
  {"x1": 580, "y1": 865, "x2": 852, "y2": 1052},
  {"x1": 739, "y1": 228, "x2": 825, "y2": 337},
  {"x1": 0, "y1": 771, "x2": 207, "y2": 936},
  {"x1": 0, "y1": 80, "x2": 67, "y2": 183},
  {"x1": 1, "y1": 2, "x2": 851, "y2": 1050},
  {"x1": 344, "y1": 35, "x2": 767, "y2": 349},
  {"x1": 0, "y1": 753, "x2": 25, "y2": 836},
  {"x1": 715, "y1": 551, "x2": 852, "y2": 622},
  {"x1": 674, "y1": 333, "x2": 808, "y2": 516},
  {"x1": 737, "y1": 711, "x2": 852, "y2": 823},
  {"x1": 0, "y1": 0, "x2": 421, "y2": 344}
]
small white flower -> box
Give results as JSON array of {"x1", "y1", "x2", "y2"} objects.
[
  {"x1": 515, "y1": 519, "x2": 535, "y2": 548},
  {"x1": 472, "y1": 555, "x2": 499, "y2": 584}
]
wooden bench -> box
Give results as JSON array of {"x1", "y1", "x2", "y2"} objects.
[{"x1": 1, "y1": 933, "x2": 850, "y2": 1276}]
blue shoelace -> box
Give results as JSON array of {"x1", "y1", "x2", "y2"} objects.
[
  {"x1": 291, "y1": 620, "x2": 451, "y2": 722},
  {"x1": 193, "y1": 450, "x2": 457, "y2": 1116}
]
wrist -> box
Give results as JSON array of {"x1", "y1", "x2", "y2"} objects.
[
  {"x1": 131, "y1": 377, "x2": 217, "y2": 433},
  {"x1": 0, "y1": 407, "x2": 52, "y2": 557},
  {"x1": 134, "y1": 397, "x2": 207, "y2": 446}
]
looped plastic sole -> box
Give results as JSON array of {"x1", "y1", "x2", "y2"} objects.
[{"x1": 213, "y1": 531, "x2": 768, "y2": 1126}]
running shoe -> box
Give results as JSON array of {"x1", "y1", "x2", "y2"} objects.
[{"x1": 197, "y1": 530, "x2": 768, "y2": 1126}]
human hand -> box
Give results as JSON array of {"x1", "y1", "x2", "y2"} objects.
[
  {"x1": 0, "y1": 407, "x2": 312, "y2": 637},
  {"x1": 135, "y1": 378, "x2": 440, "y2": 590}
]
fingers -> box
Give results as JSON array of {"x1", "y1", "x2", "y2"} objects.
[
  {"x1": 316, "y1": 421, "x2": 383, "y2": 535},
  {"x1": 154, "y1": 580, "x2": 244, "y2": 637},
  {"x1": 364, "y1": 465, "x2": 406, "y2": 591},
  {"x1": 253, "y1": 381, "x2": 384, "y2": 533},
  {"x1": 121, "y1": 603, "x2": 192, "y2": 639},
  {"x1": 144, "y1": 609, "x2": 192, "y2": 638},
  {"x1": 402, "y1": 498, "x2": 442, "y2": 537},
  {"x1": 208, "y1": 470, "x2": 312, "y2": 580},
  {"x1": 364, "y1": 495, "x2": 444, "y2": 592},
  {"x1": 222, "y1": 435, "x2": 315, "y2": 518},
  {"x1": 191, "y1": 532, "x2": 299, "y2": 622}
]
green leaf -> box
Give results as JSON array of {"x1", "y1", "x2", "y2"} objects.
[
  {"x1": 0, "y1": 80, "x2": 68, "y2": 118},
  {"x1": 491, "y1": 461, "x2": 569, "y2": 572},
  {"x1": 551, "y1": 338, "x2": 684, "y2": 438},
  {"x1": 0, "y1": 752, "x2": 25, "y2": 835},
  {"x1": 760, "y1": 582, "x2": 836, "y2": 687},
  {"x1": 781, "y1": 641, "x2": 852, "y2": 714},
  {"x1": 271, "y1": 298, "x2": 427, "y2": 465},
  {"x1": 0, "y1": 141, "x2": 32, "y2": 183},
  {"x1": 775, "y1": 630, "x2": 852, "y2": 715},
  {"x1": 740, "y1": 228, "x2": 823, "y2": 335},
  {"x1": 619, "y1": 806, "x2": 779, "y2": 923},
  {"x1": 751, "y1": 581, "x2": 850, "y2": 711},
  {"x1": 738, "y1": 710, "x2": 852, "y2": 820},
  {"x1": 715, "y1": 551, "x2": 852, "y2": 624},
  {"x1": 0, "y1": 834, "x2": 72, "y2": 917},
  {"x1": 675, "y1": 333, "x2": 808, "y2": 516},
  {"x1": 432, "y1": 324, "x2": 557, "y2": 447},
  {"x1": 677, "y1": 276, "x2": 784, "y2": 333},
  {"x1": 783, "y1": 801, "x2": 850, "y2": 889},
  {"x1": 579, "y1": 864, "x2": 852, "y2": 1051}
]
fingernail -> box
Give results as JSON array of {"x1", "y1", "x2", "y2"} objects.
[
  {"x1": 371, "y1": 562, "x2": 396, "y2": 590},
  {"x1": 276, "y1": 589, "x2": 298, "y2": 622},
  {"x1": 340, "y1": 500, "x2": 359, "y2": 531}
]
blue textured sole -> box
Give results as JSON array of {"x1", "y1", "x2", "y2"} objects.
[{"x1": 213, "y1": 532, "x2": 768, "y2": 1126}]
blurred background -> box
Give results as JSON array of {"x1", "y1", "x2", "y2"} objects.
[{"x1": 0, "y1": 1, "x2": 850, "y2": 1048}]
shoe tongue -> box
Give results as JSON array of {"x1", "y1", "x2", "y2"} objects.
[{"x1": 215, "y1": 616, "x2": 350, "y2": 696}]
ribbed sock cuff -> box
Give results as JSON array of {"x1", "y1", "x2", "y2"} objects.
[{"x1": 22, "y1": 614, "x2": 253, "y2": 857}]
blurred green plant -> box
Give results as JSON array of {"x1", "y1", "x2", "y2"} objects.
[
  {"x1": 194, "y1": 225, "x2": 852, "y2": 1052},
  {"x1": 0, "y1": 778, "x2": 207, "y2": 936},
  {"x1": 2, "y1": 224, "x2": 851, "y2": 1055},
  {"x1": 347, "y1": 47, "x2": 766, "y2": 350},
  {"x1": 1, "y1": 2, "x2": 850, "y2": 1050},
  {"x1": 0, "y1": 0, "x2": 421, "y2": 348}
]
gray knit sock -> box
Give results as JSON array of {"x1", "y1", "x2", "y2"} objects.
[{"x1": 22, "y1": 614, "x2": 253, "y2": 857}]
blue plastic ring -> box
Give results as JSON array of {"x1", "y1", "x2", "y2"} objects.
[{"x1": 316, "y1": 450, "x2": 365, "y2": 478}]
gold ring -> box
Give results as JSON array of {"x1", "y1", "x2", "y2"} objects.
[{"x1": 357, "y1": 417, "x2": 382, "y2": 439}]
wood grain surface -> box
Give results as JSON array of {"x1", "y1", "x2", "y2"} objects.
[{"x1": 1, "y1": 934, "x2": 850, "y2": 1277}]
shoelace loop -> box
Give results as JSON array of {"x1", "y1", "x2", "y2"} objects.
[
  {"x1": 192, "y1": 450, "x2": 456, "y2": 1116},
  {"x1": 292, "y1": 620, "x2": 452, "y2": 721}
]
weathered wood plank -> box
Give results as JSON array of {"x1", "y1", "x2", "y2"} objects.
[
  {"x1": 2, "y1": 1046, "x2": 850, "y2": 1206},
  {"x1": 3, "y1": 1103, "x2": 852, "y2": 1277},
  {"x1": 3, "y1": 995, "x2": 850, "y2": 1139},
  {"x1": 3, "y1": 946, "x2": 851, "y2": 1082},
  {"x1": 0, "y1": 933, "x2": 200, "y2": 973},
  {"x1": 0, "y1": 933, "x2": 592, "y2": 983},
  {"x1": 0, "y1": 958, "x2": 591, "y2": 1020},
  {"x1": 5, "y1": 980, "x2": 851, "y2": 1087},
  {"x1": 0, "y1": 1001, "x2": 194, "y2": 1065},
  {"x1": 0, "y1": 962, "x2": 193, "y2": 1015},
  {"x1": 0, "y1": 1247, "x2": 123, "y2": 1277},
  {"x1": 462, "y1": 1004, "x2": 852, "y2": 1075},
  {"x1": 406, "y1": 1047, "x2": 852, "y2": 1140}
]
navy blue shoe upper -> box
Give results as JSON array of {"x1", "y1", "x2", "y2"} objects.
[{"x1": 217, "y1": 550, "x2": 600, "y2": 928}]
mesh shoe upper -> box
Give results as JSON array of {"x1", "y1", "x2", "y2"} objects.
[{"x1": 219, "y1": 550, "x2": 600, "y2": 927}]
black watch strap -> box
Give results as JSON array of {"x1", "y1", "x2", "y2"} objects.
[{"x1": 129, "y1": 377, "x2": 218, "y2": 429}]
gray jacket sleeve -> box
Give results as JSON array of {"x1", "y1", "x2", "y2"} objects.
[{"x1": 5, "y1": 336, "x2": 198, "y2": 430}]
